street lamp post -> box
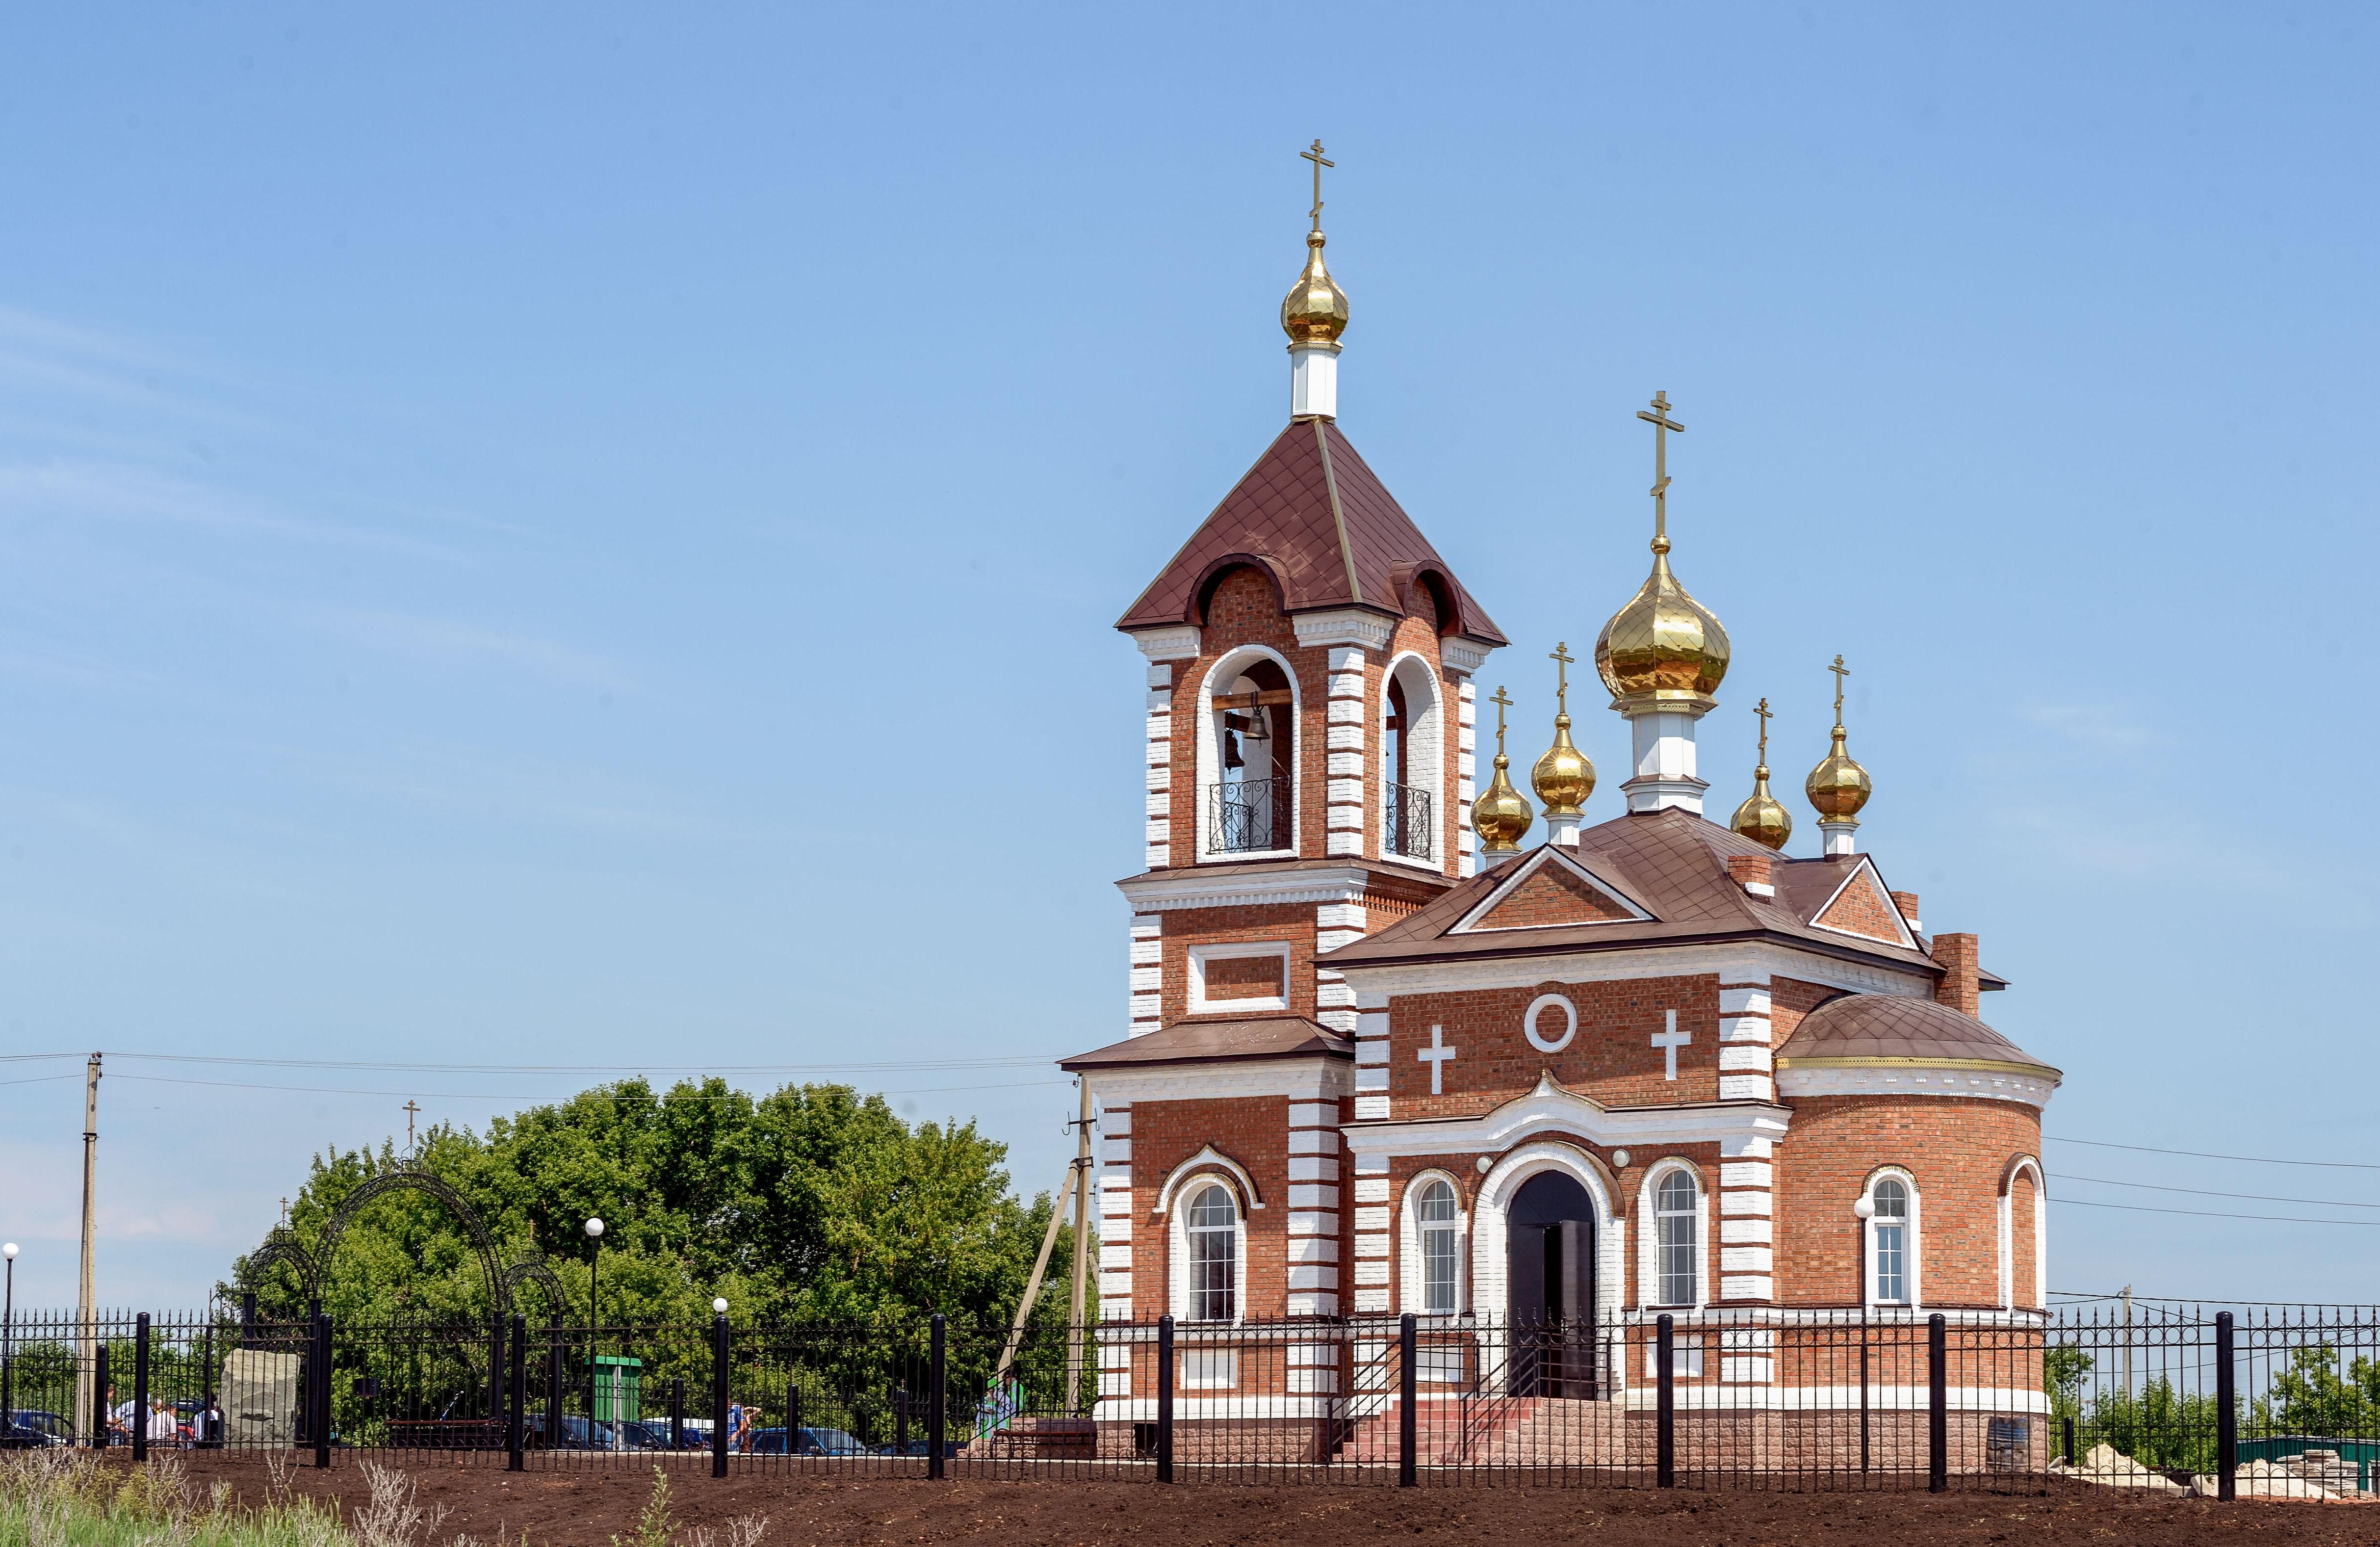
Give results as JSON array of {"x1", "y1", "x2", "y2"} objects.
[
  {"x1": 3, "y1": 1243, "x2": 17, "y2": 1439},
  {"x1": 584, "y1": 1219, "x2": 604, "y2": 1442}
]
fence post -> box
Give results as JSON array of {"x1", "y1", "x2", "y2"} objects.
[
  {"x1": 928, "y1": 1314, "x2": 948, "y2": 1481},
  {"x1": 132, "y1": 1313, "x2": 151, "y2": 1463},
  {"x1": 2062, "y1": 1414, "x2": 2075, "y2": 1467},
  {"x1": 91, "y1": 1342, "x2": 108, "y2": 1450},
  {"x1": 1156, "y1": 1315, "x2": 1175, "y2": 1484},
  {"x1": 670, "y1": 1378, "x2": 685, "y2": 1452},
  {"x1": 1656, "y1": 1313, "x2": 1675, "y2": 1488},
  {"x1": 710, "y1": 1310, "x2": 729, "y2": 1479},
  {"x1": 2215, "y1": 1311, "x2": 2237, "y2": 1502},
  {"x1": 895, "y1": 1387, "x2": 909, "y2": 1455},
  {"x1": 787, "y1": 1383, "x2": 800, "y2": 1448},
  {"x1": 543, "y1": 1325, "x2": 562, "y2": 1454},
  {"x1": 1398, "y1": 1312, "x2": 1417, "y2": 1488},
  {"x1": 1927, "y1": 1313, "x2": 1946, "y2": 1494},
  {"x1": 507, "y1": 1315, "x2": 525, "y2": 1471},
  {"x1": 315, "y1": 1313, "x2": 334, "y2": 1469}
]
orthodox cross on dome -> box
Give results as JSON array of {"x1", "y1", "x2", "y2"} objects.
[
  {"x1": 1755, "y1": 696, "x2": 1773, "y2": 762},
  {"x1": 1635, "y1": 391, "x2": 1685, "y2": 547},
  {"x1": 1300, "y1": 140, "x2": 1334, "y2": 231},
  {"x1": 1489, "y1": 685, "x2": 1514, "y2": 756},
  {"x1": 1829, "y1": 654, "x2": 1850, "y2": 728},
  {"x1": 1650, "y1": 1009, "x2": 1691, "y2": 1081},
  {"x1": 1417, "y1": 1023, "x2": 1458, "y2": 1095},
  {"x1": 1548, "y1": 641, "x2": 1574, "y2": 716}
]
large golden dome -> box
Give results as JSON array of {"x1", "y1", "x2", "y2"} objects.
[
  {"x1": 1281, "y1": 231, "x2": 1349, "y2": 346},
  {"x1": 1594, "y1": 536, "x2": 1731, "y2": 711}
]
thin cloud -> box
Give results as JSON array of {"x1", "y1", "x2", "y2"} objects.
[
  {"x1": 308, "y1": 606, "x2": 638, "y2": 693},
  {"x1": 2021, "y1": 702, "x2": 2166, "y2": 754},
  {"x1": 0, "y1": 459, "x2": 451, "y2": 556}
]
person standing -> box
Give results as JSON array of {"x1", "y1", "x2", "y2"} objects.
[{"x1": 145, "y1": 1400, "x2": 176, "y2": 1450}]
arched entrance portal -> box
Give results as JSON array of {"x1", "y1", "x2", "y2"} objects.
[{"x1": 1506, "y1": 1170, "x2": 1598, "y2": 1398}]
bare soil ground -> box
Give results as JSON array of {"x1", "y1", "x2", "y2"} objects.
[{"x1": 147, "y1": 1453, "x2": 2379, "y2": 1547}]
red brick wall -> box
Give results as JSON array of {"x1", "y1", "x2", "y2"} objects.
[
  {"x1": 1814, "y1": 870, "x2": 1905, "y2": 943},
  {"x1": 1932, "y1": 934, "x2": 1980, "y2": 1017},
  {"x1": 1162, "y1": 904, "x2": 1314, "y2": 1022},
  {"x1": 1124, "y1": 1095, "x2": 1293, "y2": 1319},
  {"x1": 1476, "y1": 863, "x2": 1635, "y2": 928},
  {"x1": 1768, "y1": 977, "x2": 1842, "y2": 1047},
  {"x1": 1389, "y1": 974, "x2": 1723, "y2": 1115},
  {"x1": 1771, "y1": 1095, "x2": 2043, "y2": 1308},
  {"x1": 1202, "y1": 953, "x2": 1286, "y2": 1000}
]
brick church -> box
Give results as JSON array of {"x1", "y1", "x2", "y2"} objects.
[{"x1": 1061, "y1": 160, "x2": 2058, "y2": 1425}]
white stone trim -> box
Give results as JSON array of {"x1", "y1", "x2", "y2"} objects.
[
  {"x1": 1130, "y1": 626, "x2": 1202, "y2": 661},
  {"x1": 1085, "y1": 1056, "x2": 1352, "y2": 1112},
  {"x1": 1441, "y1": 636, "x2": 1494, "y2": 675},
  {"x1": 1335, "y1": 941, "x2": 1934, "y2": 1002},
  {"x1": 1471, "y1": 1142, "x2": 1627, "y2": 1371},
  {"x1": 1398, "y1": 1169, "x2": 1469, "y2": 1314},
  {"x1": 1808, "y1": 856, "x2": 1919, "y2": 950},
  {"x1": 1998, "y1": 1155, "x2": 2047, "y2": 1311},
  {"x1": 1167, "y1": 1173, "x2": 1250, "y2": 1326},
  {"x1": 1776, "y1": 1066, "x2": 2057, "y2": 1108},
  {"x1": 1861, "y1": 1165, "x2": 1923, "y2": 1311},
  {"x1": 1292, "y1": 609, "x2": 1397, "y2": 652},
  {"x1": 1447, "y1": 845, "x2": 1655, "y2": 935},
  {"x1": 1118, "y1": 865, "x2": 1373, "y2": 914},
  {"x1": 1186, "y1": 941, "x2": 1293, "y2": 1016}
]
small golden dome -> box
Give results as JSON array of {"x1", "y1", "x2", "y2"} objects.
[
  {"x1": 1594, "y1": 539, "x2": 1731, "y2": 712},
  {"x1": 1474, "y1": 752, "x2": 1534, "y2": 852},
  {"x1": 1805, "y1": 724, "x2": 1872, "y2": 823},
  {"x1": 1531, "y1": 717, "x2": 1594, "y2": 815},
  {"x1": 1805, "y1": 655, "x2": 1872, "y2": 824},
  {"x1": 1732, "y1": 768, "x2": 1792, "y2": 851},
  {"x1": 1731, "y1": 698, "x2": 1791, "y2": 850},
  {"x1": 1281, "y1": 231, "x2": 1349, "y2": 346},
  {"x1": 1473, "y1": 684, "x2": 1533, "y2": 852}
]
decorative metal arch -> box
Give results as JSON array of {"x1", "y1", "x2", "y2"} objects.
[
  {"x1": 499, "y1": 1255, "x2": 576, "y2": 1323},
  {"x1": 234, "y1": 1228, "x2": 323, "y2": 1305},
  {"x1": 315, "y1": 1163, "x2": 508, "y2": 1316}
]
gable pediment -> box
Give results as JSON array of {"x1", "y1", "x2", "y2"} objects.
[
  {"x1": 1811, "y1": 859, "x2": 1916, "y2": 948},
  {"x1": 1452, "y1": 847, "x2": 1655, "y2": 935}
]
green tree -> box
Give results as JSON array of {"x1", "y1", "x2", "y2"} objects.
[{"x1": 2255, "y1": 1343, "x2": 2380, "y2": 1438}]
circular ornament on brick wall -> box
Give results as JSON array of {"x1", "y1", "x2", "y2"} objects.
[
  {"x1": 1475, "y1": 1155, "x2": 1493, "y2": 1174},
  {"x1": 1524, "y1": 993, "x2": 1578, "y2": 1052}
]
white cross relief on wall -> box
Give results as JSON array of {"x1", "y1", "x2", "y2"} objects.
[
  {"x1": 1417, "y1": 1023, "x2": 1457, "y2": 1095},
  {"x1": 1651, "y1": 1009, "x2": 1691, "y2": 1081}
]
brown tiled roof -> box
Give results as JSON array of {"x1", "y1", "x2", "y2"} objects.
[
  {"x1": 1114, "y1": 419, "x2": 1506, "y2": 645},
  {"x1": 1777, "y1": 995, "x2": 2057, "y2": 1077},
  {"x1": 1322, "y1": 808, "x2": 1949, "y2": 980},
  {"x1": 1060, "y1": 1015, "x2": 1352, "y2": 1072}
]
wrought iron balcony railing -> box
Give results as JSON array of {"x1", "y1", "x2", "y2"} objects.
[
  {"x1": 1384, "y1": 781, "x2": 1434, "y2": 861},
  {"x1": 1208, "y1": 776, "x2": 1292, "y2": 853}
]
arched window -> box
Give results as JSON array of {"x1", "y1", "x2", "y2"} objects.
[
  {"x1": 1417, "y1": 1179, "x2": 1459, "y2": 1312},
  {"x1": 1208, "y1": 657, "x2": 1293, "y2": 853},
  {"x1": 1380, "y1": 655, "x2": 1442, "y2": 863},
  {"x1": 1867, "y1": 1176, "x2": 1913, "y2": 1306},
  {"x1": 1186, "y1": 1183, "x2": 1238, "y2": 1322},
  {"x1": 1655, "y1": 1171, "x2": 1699, "y2": 1307}
]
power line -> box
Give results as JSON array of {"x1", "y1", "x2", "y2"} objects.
[
  {"x1": 2046, "y1": 1134, "x2": 2380, "y2": 1172},
  {"x1": 0, "y1": 1074, "x2": 78, "y2": 1088},
  {"x1": 2049, "y1": 1171, "x2": 2380, "y2": 1210},
  {"x1": 2049, "y1": 1197, "x2": 2380, "y2": 1227},
  {"x1": 108, "y1": 1052, "x2": 1060, "y2": 1074},
  {"x1": 107, "y1": 1072, "x2": 1070, "y2": 1100}
]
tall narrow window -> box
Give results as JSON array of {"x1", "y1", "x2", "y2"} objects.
[
  {"x1": 1385, "y1": 679, "x2": 1409, "y2": 787},
  {"x1": 1210, "y1": 659, "x2": 1293, "y2": 853},
  {"x1": 1417, "y1": 1179, "x2": 1459, "y2": 1312},
  {"x1": 1871, "y1": 1177, "x2": 1910, "y2": 1305},
  {"x1": 1655, "y1": 1170, "x2": 1699, "y2": 1306},
  {"x1": 1187, "y1": 1183, "x2": 1238, "y2": 1322}
]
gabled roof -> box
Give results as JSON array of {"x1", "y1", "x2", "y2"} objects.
[
  {"x1": 1115, "y1": 419, "x2": 1506, "y2": 645},
  {"x1": 1059, "y1": 1014, "x2": 1352, "y2": 1072},
  {"x1": 1323, "y1": 807, "x2": 1989, "y2": 984}
]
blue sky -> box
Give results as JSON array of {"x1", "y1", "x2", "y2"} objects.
[{"x1": 0, "y1": 2, "x2": 2373, "y2": 1309}]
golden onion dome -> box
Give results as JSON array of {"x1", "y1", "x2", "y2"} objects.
[
  {"x1": 1531, "y1": 715, "x2": 1595, "y2": 815},
  {"x1": 1280, "y1": 231, "x2": 1349, "y2": 346},
  {"x1": 1805, "y1": 723, "x2": 1873, "y2": 823},
  {"x1": 1473, "y1": 751, "x2": 1534, "y2": 852},
  {"x1": 1731, "y1": 766, "x2": 1792, "y2": 851},
  {"x1": 1593, "y1": 536, "x2": 1731, "y2": 712}
]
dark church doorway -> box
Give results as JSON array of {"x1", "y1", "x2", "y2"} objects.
[{"x1": 1505, "y1": 1170, "x2": 1599, "y2": 1398}]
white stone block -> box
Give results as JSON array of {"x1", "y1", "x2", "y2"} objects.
[
  {"x1": 1288, "y1": 1291, "x2": 1341, "y2": 1317},
  {"x1": 1144, "y1": 818, "x2": 1168, "y2": 842},
  {"x1": 1719, "y1": 1161, "x2": 1773, "y2": 1189},
  {"x1": 1099, "y1": 1244, "x2": 1133, "y2": 1270},
  {"x1": 1718, "y1": 1015, "x2": 1771, "y2": 1044},
  {"x1": 1128, "y1": 937, "x2": 1161, "y2": 966},
  {"x1": 1317, "y1": 980, "x2": 1357, "y2": 1009},
  {"x1": 1130, "y1": 994, "x2": 1161, "y2": 1019},
  {"x1": 1327, "y1": 778, "x2": 1365, "y2": 805},
  {"x1": 1145, "y1": 844, "x2": 1169, "y2": 867},
  {"x1": 1288, "y1": 1183, "x2": 1340, "y2": 1210},
  {"x1": 1146, "y1": 764, "x2": 1172, "y2": 792},
  {"x1": 1145, "y1": 689, "x2": 1172, "y2": 712},
  {"x1": 1719, "y1": 1246, "x2": 1774, "y2": 1273},
  {"x1": 1354, "y1": 1205, "x2": 1390, "y2": 1232},
  {"x1": 1357, "y1": 1009, "x2": 1391, "y2": 1036},
  {"x1": 1354, "y1": 1038, "x2": 1389, "y2": 1065},
  {"x1": 1354, "y1": 1066, "x2": 1388, "y2": 1093},
  {"x1": 1353, "y1": 1260, "x2": 1390, "y2": 1286},
  {"x1": 1720, "y1": 1356, "x2": 1775, "y2": 1384},
  {"x1": 1327, "y1": 646, "x2": 1367, "y2": 671},
  {"x1": 1128, "y1": 966, "x2": 1160, "y2": 993},
  {"x1": 1098, "y1": 1372, "x2": 1131, "y2": 1396},
  {"x1": 1717, "y1": 1075, "x2": 1775, "y2": 1102},
  {"x1": 1317, "y1": 1007, "x2": 1357, "y2": 1033},
  {"x1": 1100, "y1": 1137, "x2": 1132, "y2": 1163},
  {"x1": 1287, "y1": 1265, "x2": 1340, "y2": 1291},
  {"x1": 1146, "y1": 663, "x2": 1173, "y2": 689},
  {"x1": 1290, "y1": 1100, "x2": 1339, "y2": 1127},
  {"x1": 1099, "y1": 1167, "x2": 1133, "y2": 1190},
  {"x1": 1101, "y1": 1343, "x2": 1134, "y2": 1369},
  {"x1": 1102, "y1": 1213, "x2": 1133, "y2": 1240},
  {"x1": 1315, "y1": 902, "x2": 1367, "y2": 930},
  {"x1": 1287, "y1": 1210, "x2": 1339, "y2": 1235},
  {"x1": 1328, "y1": 669, "x2": 1365, "y2": 699},
  {"x1": 1353, "y1": 1232, "x2": 1391, "y2": 1258},
  {"x1": 1287, "y1": 1156, "x2": 1341, "y2": 1182},
  {"x1": 1719, "y1": 1191, "x2": 1773, "y2": 1216},
  {"x1": 1719, "y1": 1135, "x2": 1774, "y2": 1160},
  {"x1": 1352, "y1": 1153, "x2": 1388, "y2": 1174},
  {"x1": 1718, "y1": 1045, "x2": 1772, "y2": 1073},
  {"x1": 1327, "y1": 803, "x2": 1366, "y2": 831},
  {"x1": 1286, "y1": 1236, "x2": 1339, "y2": 1263},
  {"x1": 1353, "y1": 1095, "x2": 1389, "y2": 1119},
  {"x1": 1719, "y1": 1274, "x2": 1775, "y2": 1301},
  {"x1": 1328, "y1": 751, "x2": 1365, "y2": 776},
  {"x1": 1289, "y1": 1128, "x2": 1340, "y2": 1154},
  {"x1": 1287, "y1": 1367, "x2": 1340, "y2": 1393},
  {"x1": 1327, "y1": 724, "x2": 1367, "y2": 751},
  {"x1": 1352, "y1": 1178, "x2": 1390, "y2": 1204},
  {"x1": 1326, "y1": 831, "x2": 1363, "y2": 856},
  {"x1": 1328, "y1": 698, "x2": 1364, "y2": 724},
  {"x1": 1718, "y1": 1218, "x2": 1771, "y2": 1245},
  {"x1": 1098, "y1": 1270, "x2": 1133, "y2": 1296},
  {"x1": 1353, "y1": 1287, "x2": 1390, "y2": 1313},
  {"x1": 1718, "y1": 987, "x2": 1773, "y2": 1015}
]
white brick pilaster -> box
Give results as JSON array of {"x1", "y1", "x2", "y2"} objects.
[
  {"x1": 1145, "y1": 665, "x2": 1174, "y2": 868},
  {"x1": 1286, "y1": 1099, "x2": 1343, "y2": 1316},
  {"x1": 1326, "y1": 646, "x2": 1367, "y2": 859},
  {"x1": 1350, "y1": 1155, "x2": 1390, "y2": 1312}
]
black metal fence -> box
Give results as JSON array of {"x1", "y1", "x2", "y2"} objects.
[{"x1": 6, "y1": 1300, "x2": 2375, "y2": 1498}]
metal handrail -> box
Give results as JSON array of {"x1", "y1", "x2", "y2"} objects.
[
  {"x1": 1383, "y1": 782, "x2": 1433, "y2": 860},
  {"x1": 1207, "y1": 776, "x2": 1291, "y2": 853}
]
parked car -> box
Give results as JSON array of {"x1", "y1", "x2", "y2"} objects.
[
  {"x1": 610, "y1": 1420, "x2": 686, "y2": 1451},
  {"x1": 522, "y1": 1414, "x2": 612, "y2": 1451},
  {"x1": 749, "y1": 1425, "x2": 869, "y2": 1456},
  {"x1": 4, "y1": 1412, "x2": 70, "y2": 1448},
  {"x1": 873, "y1": 1438, "x2": 961, "y2": 1458}
]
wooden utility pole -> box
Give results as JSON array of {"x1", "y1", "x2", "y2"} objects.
[
  {"x1": 1065, "y1": 1078, "x2": 1095, "y2": 1415},
  {"x1": 74, "y1": 1052, "x2": 101, "y2": 1441}
]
